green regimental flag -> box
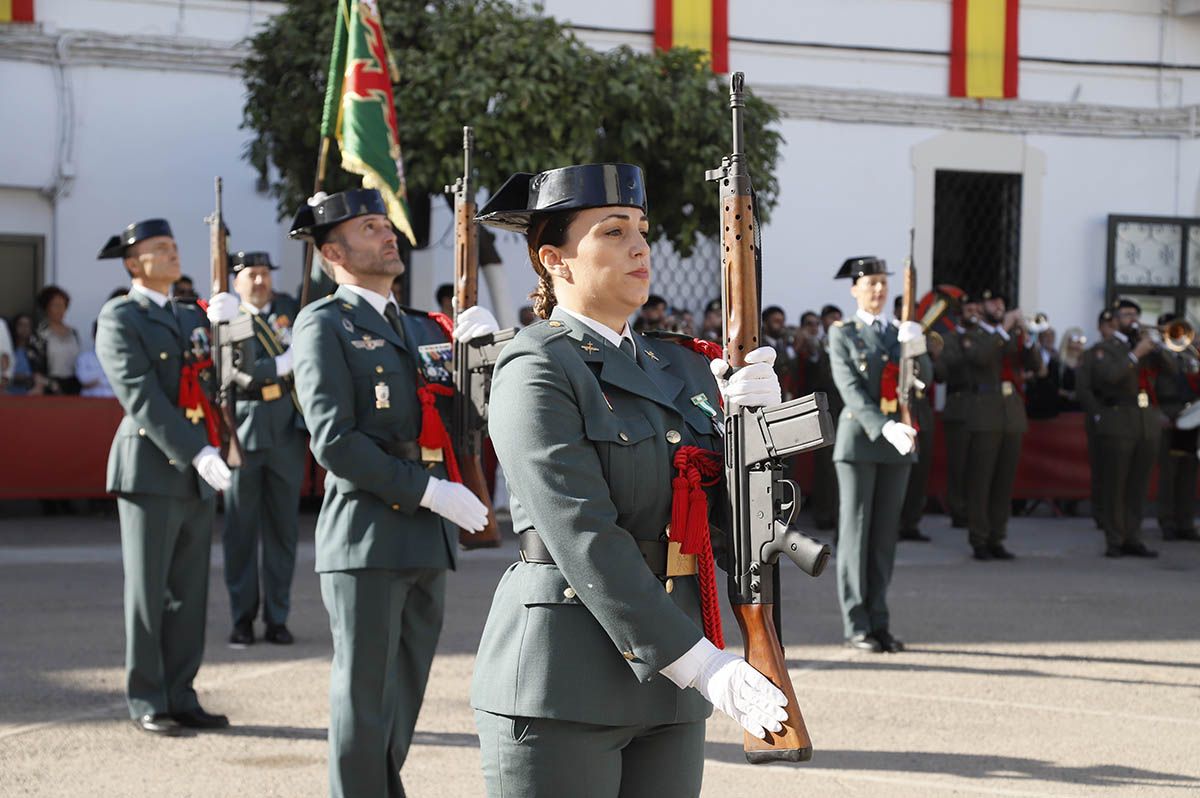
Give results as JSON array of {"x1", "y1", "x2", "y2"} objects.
[{"x1": 320, "y1": 0, "x2": 417, "y2": 245}]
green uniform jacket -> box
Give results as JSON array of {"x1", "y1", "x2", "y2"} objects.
[
  {"x1": 1076, "y1": 336, "x2": 1173, "y2": 439},
  {"x1": 807, "y1": 343, "x2": 845, "y2": 418},
  {"x1": 96, "y1": 291, "x2": 214, "y2": 499},
  {"x1": 828, "y1": 318, "x2": 916, "y2": 465},
  {"x1": 471, "y1": 309, "x2": 726, "y2": 727},
  {"x1": 292, "y1": 286, "x2": 456, "y2": 573},
  {"x1": 960, "y1": 326, "x2": 1037, "y2": 434},
  {"x1": 908, "y1": 346, "x2": 935, "y2": 432},
  {"x1": 233, "y1": 294, "x2": 305, "y2": 451},
  {"x1": 934, "y1": 330, "x2": 970, "y2": 422}
]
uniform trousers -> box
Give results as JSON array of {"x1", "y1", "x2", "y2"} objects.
[
  {"x1": 900, "y1": 425, "x2": 935, "y2": 532},
  {"x1": 942, "y1": 415, "x2": 969, "y2": 525},
  {"x1": 222, "y1": 435, "x2": 306, "y2": 626},
  {"x1": 965, "y1": 429, "x2": 1023, "y2": 548},
  {"x1": 1098, "y1": 433, "x2": 1157, "y2": 547},
  {"x1": 835, "y1": 461, "x2": 910, "y2": 638},
  {"x1": 1085, "y1": 414, "x2": 1104, "y2": 526},
  {"x1": 810, "y1": 445, "x2": 840, "y2": 529},
  {"x1": 474, "y1": 710, "x2": 705, "y2": 798},
  {"x1": 321, "y1": 567, "x2": 445, "y2": 798},
  {"x1": 117, "y1": 493, "x2": 213, "y2": 719},
  {"x1": 1156, "y1": 429, "x2": 1197, "y2": 535}
]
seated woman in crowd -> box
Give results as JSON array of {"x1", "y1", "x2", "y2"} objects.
[{"x1": 29, "y1": 285, "x2": 82, "y2": 395}]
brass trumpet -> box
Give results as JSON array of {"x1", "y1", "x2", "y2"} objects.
[
  {"x1": 1141, "y1": 318, "x2": 1196, "y2": 353},
  {"x1": 1024, "y1": 312, "x2": 1051, "y2": 335}
]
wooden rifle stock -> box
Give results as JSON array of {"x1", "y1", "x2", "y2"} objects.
[
  {"x1": 208, "y1": 177, "x2": 244, "y2": 469},
  {"x1": 898, "y1": 235, "x2": 917, "y2": 431},
  {"x1": 711, "y1": 72, "x2": 814, "y2": 764},
  {"x1": 450, "y1": 126, "x2": 500, "y2": 548}
]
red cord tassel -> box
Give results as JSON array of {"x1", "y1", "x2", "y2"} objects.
[
  {"x1": 417, "y1": 383, "x2": 462, "y2": 483},
  {"x1": 178, "y1": 358, "x2": 220, "y2": 447},
  {"x1": 670, "y1": 445, "x2": 724, "y2": 648}
]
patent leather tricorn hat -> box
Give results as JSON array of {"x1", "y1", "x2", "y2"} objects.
[
  {"x1": 288, "y1": 188, "x2": 389, "y2": 242},
  {"x1": 97, "y1": 219, "x2": 174, "y2": 259},
  {"x1": 835, "y1": 256, "x2": 891, "y2": 282},
  {"x1": 475, "y1": 163, "x2": 647, "y2": 235}
]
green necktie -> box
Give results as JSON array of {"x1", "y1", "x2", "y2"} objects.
[
  {"x1": 619, "y1": 337, "x2": 636, "y2": 361},
  {"x1": 383, "y1": 302, "x2": 407, "y2": 347}
]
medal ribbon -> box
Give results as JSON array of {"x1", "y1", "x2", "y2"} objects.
[{"x1": 669, "y1": 445, "x2": 725, "y2": 648}]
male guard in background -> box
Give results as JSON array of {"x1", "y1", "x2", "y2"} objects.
[
  {"x1": 960, "y1": 289, "x2": 1037, "y2": 560},
  {"x1": 96, "y1": 219, "x2": 233, "y2": 735},
  {"x1": 221, "y1": 252, "x2": 306, "y2": 647},
  {"x1": 1153, "y1": 314, "x2": 1200, "y2": 543},
  {"x1": 935, "y1": 295, "x2": 973, "y2": 529},
  {"x1": 1077, "y1": 299, "x2": 1173, "y2": 557},
  {"x1": 288, "y1": 189, "x2": 496, "y2": 797},
  {"x1": 893, "y1": 296, "x2": 938, "y2": 542}
]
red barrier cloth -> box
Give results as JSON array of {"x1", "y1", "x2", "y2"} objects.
[{"x1": 0, "y1": 397, "x2": 124, "y2": 499}]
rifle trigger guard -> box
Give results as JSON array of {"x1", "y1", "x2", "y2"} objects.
[{"x1": 774, "y1": 477, "x2": 799, "y2": 528}]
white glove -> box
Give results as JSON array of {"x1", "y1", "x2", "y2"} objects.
[
  {"x1": 274, "y1": 347, "x2": 294, "y2": 377},
  {"x1": 710, "y1": 346, "x2": 782, "y2": 411},
  {"x1": 206, "y1": 292, "x2": 241, "y2": 324},
  {"x1": 191, "y1": 445, "x2": 232, "y2": 491},
  {"x1": 420, "y1": 476, "x2": 488, "y2": 532},
  {"x1": 897, "y1": 321, "x2": 923, "y2": 343},
  {"x1": 882, "y1": 419, "x2": 917, "y2": 455},
  {"x1": 453, "y1": 305, "x2": 500, "y2": 344},
  {"x1": 692, "y1": 648, "x2": 788, "y2": 740}
]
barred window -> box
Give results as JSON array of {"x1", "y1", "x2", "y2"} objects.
[
  {"x1": 1106, "y1": 215, "x2": 1200, "y2": 327},
  {"x1": 932, "y1": 170, "x2": 1023, "y2": 302}
]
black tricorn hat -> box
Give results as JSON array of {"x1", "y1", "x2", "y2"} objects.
[
  {"x1": 230, "y1": 251, "x2": 277, "y2": 272},
  {"x1": 288, "y1": 189, "x2": 389, "y2": 242},
  {"x1": 98, "y1": 218, "x2": 174, "y2": 259},
  {"x1": 835, "y1": 256, "x2": 890, "y2": 282},
  {"x1": 475, "y1": 163, "x2": 646, "y2": 235}
]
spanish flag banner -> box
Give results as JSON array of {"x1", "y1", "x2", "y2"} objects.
[
  {"x1": 949, "y1": 0, "x2": 1019, "y2": 99},
  {"x1": 653, "y1": 0, "x2": 729, "y2": 74},
  {"x1": 0, "y1": 0, "x2": 35, "y2": 23}
]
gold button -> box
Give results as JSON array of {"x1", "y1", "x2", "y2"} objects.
[
  {"x1": 665, "y1": 430, "x2": 681, "y2": 444},
  {"x1": 622, "y1": 650, "x2": 636, "y2": 661},
  {"x1": 665, "y1": 578, "x2": 675, "y2": 594},
  {"x1": 168, "y1": 459, "x2": 176, "y2": 465},
  {"x1": 159, "y1": 352, "x2": 168, "y2": 360},
  {"x1": 391, "y1": 503, "x2": 401, "y2": 511},
  {"x1": 563, "y1": 587, "x2": 576, "y2": 599},
  {"x1": 137, "y1": 428, "x2": 146, "y2": 436},
  {"x1": 548, "y1": 321, "x2": 563, "y2": 327},
  {"x1": 619, "y1": 432, "x2": 629, "y2": 442},
  {"x1": 375, "y1": 365, "x2": 384, "y2": 374}
]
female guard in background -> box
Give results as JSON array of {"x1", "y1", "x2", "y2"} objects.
[
  {"x1": 469, "y1": 163, "x2": 786, "y2": 797},
  {"x1": 827, "y1": 257, "x2": 920, "y2": 653}
]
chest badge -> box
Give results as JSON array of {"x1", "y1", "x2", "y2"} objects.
[
  {"x1": 351, "y1": 335, "x2": 387, "y2": 351},
  {"x1": 690, "y1": 393, "x2": 718, "y2": 419},
  {"x1": 644, "y1": 348, "x2": 659, "y2": 361},
  {"x1": 580, "y1": 342, "x2": 599, "y2": 354},
  {"x1": 342, "y1": 318, "x2": 355, "y2": 333},
  {"x1": 374, "y1": 381, "x2": 391, "y2": 410}
]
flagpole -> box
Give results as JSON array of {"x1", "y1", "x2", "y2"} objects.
[{"x1": 300, "y1": 137, "x2": 332, "y2": 309}]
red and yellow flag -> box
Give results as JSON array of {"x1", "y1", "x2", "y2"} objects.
[
  {"x1": 950, "y1": 0, "x2": 1019, "y2": 99},
  {"x1": 653, "y1": 0, "x2": 728, "y2": 74},
  {"x1": 0, "y1": 0, "x2": 35, "y2": 23}
]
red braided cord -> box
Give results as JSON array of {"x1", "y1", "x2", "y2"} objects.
[
  {"x1": 416, "y1": 383, "x2": 462, "y2": 482},
  {"x1": 670, "y1": 445, "x2": 724, "y2": 648},
  {"x1": 427, "y1": 311, "x2": 455, "y2": 340},
  {"x1": 178, "y1": 357, "x2": 220, "y2": 447}
]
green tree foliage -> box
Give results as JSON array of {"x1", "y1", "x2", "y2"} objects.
[{"x1": 241, "y1": 0, "x2": 783, "y2": 257}]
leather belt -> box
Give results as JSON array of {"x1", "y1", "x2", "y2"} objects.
[
  {"x1": 972, "y1": 381, "x2": 1015, "y2": 396},
  {"x1": 519, "y1": 530, "x2": 669, "y2": 576},
  {"x1": 381, "y1": 439, "x2": 422, "y2": 459}
]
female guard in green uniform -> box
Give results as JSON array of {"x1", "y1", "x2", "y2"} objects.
[
  {"x1": 470, "y1": 164, "x2": 788, "y2": 797},
  {"x1": 827, "y1": 257, "x2": 920, "y2": 653}
]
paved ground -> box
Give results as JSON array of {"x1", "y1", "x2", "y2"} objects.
[{"x1": 1, "y1": 505, "x2": 1199, "y2": 797}]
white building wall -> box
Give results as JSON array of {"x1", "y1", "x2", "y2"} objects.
[{"x1": 2, "y1": 0, "x2": 1199, "y2": 339}]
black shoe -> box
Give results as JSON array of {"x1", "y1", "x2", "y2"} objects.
[
  {"x1": 972, "y1": 546, "x2": 993, "y2": 561},
  {"x1": 171, "y1": 707, "x2": 229, "y2": 729},
  {"x1": 988, "y1": 544, "x2": 1016, "y2": 560},
  {"x1": 845, "y1": 633, "x2": 883, "y2": 653},
  {"x1": 899, "y1": 529, "x2": 931, "y2": 542},
  {"x1": 1121, "y1": 542, "x2": 1159, "y2": 558},
  {"x1": 1104, "y1": 545, "x2": 1124, "y2": 558},
  {"x1": 133, "y1": 713, "x2": 185, "y2": 736},
  {"x1": 229, "y1": 621, "x2": 254, "y2": 648},
  {"x1": 874, "y1": 629, "x2": 905, "y2": 653},
  {"x1": 264, "y1": 623, "x2": 294, "y2": 645}
]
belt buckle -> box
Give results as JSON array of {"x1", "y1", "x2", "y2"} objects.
[
  {"x1": 260, "y1": 383, "x2": 283, "y2": 402},
  {"x1": 665, "y1": 539, "x2": 698, "y2": 578},
  {"x1": 880, "y1": 398, "x2": 898, "y2": 414},
  {"x1": 1138, "y1": 391, "x2": 1150, "y2": 409},
  {"x1": 1001, "y1": 381, "x2": 1014, "y2": 397},
  {"x1": 421, "y1": 446, "x2": 444, "y2": 463}
]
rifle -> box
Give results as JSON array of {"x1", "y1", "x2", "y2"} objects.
[
  {"x1": 446, "y1": 126, "x2": 515, "y2": 548},
  {"x1": 707, "y1": 72, "x2": 835, "y2": 765},
  {"x1": 206, "y1": 177, "x2": 254, "y2": 468},
  {"x1": 897, "y1": 228, "x2": 925, "y2": 432}
]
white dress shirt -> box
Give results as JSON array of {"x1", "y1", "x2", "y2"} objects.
[
  {"x1": 341, "y1": 284, "x2": 399, "y2": 320},
  {"x1": 556, "y1": 306, "x2": 636, "y2": 354}
]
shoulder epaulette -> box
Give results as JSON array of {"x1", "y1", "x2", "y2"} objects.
[{"x1": 642, "y1": 330, "x2": 723, "y2": 361}]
